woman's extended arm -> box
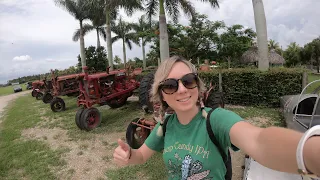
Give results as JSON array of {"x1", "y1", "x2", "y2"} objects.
[{"x1": 230, "y1": 121, "x2": 320, "y2": 176}]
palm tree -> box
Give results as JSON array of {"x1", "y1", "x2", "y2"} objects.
[
  {"x1": 87, "y1": 0, "x2": 143, "y2": 70},
  {"x1": 268, "y1": 39, "x2": 280, "y2": 50},
  {"x1": 284, "y1": 42, "x2": 301, "y2": 67},
  {"x1": 73, "y1": 3, "x2": 106, "y2": 48},
  {"x1": 144, "y1": 0, "x2": 219, "y2": 62},
  {"x1": 252, "y1": 0, "x2": 269, "y2": 71},
  {"x1": 131, "y1": 15, "x2": 155, "y2": 69},
  {"x1": 111, "y1": 17, "x2": 140, "y2": 68},
  {"x1": 268, "y1": 39, "x2": 283, "y2": 55},
  {"x1": 54, "y1": 0, "x2": 90, "y2": 72},
  {"x1": 72, "y1": 23, "x2": 106, "y2": 48}
]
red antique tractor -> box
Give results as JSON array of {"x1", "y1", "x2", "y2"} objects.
[
  {"x1": 125, "y1": 71, "x2": 224, "y2": 149},
  {"x1": 75, "y1": 66, "x2": 142, "y2": 131},
  {"x1": 31, "y1": 79, "x2": 53, "y2": 100},
  {"x1": 42, "y1": 70, "x2": 83, "y2": 112}
]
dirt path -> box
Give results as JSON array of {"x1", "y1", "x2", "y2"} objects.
[{"x1": 0, "y1": 90, "x2": 31, "y2": 118}]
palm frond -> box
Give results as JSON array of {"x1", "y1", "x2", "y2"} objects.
[
  {"x1": 111, "y1": 36, "x2": 121, "y2": 44},
  {"x1": 165, "y1": 0, "x2": 180, "y2": 23},
  {"x1": 125, "y1": 38, "x2": 133, "y2": 50},
  {"x1": 199, "y1": 0, "x2": 219, "y2": 8},
  {"x1": 145, "y1": 0, "x2": 159, "y2": 24},
  {"x1": 178, "y1": 0, "x2": 196, "y2": 19},
  {"x1": 98, "y1": 27, "x2": 107, "y2": 41},
  {"x1": 54, "y1": 0, "x2": 79, "y2": 19},
  {"x1": 119, "y1": 0, "x2": 144, "y2": 16},
  {"x1": 72, "y1": 23, "x2": 95, "y2": 41},
  {"x1": 72, "y1": 29, "x2": 81, "y2": 42},
  {"x1": 126, "y1": 33, "x2": 140, "y2": 46},
  {"x1": 110, "y1": 8, "x2": 118, "y2": 21}
]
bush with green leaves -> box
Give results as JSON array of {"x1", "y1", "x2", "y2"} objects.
[
  {"x1": 136, "y1": 68, "x2": 306, "y2": 107},
  {"x1": 77, "y1": 46, "x2": 108, "y2": 72}
]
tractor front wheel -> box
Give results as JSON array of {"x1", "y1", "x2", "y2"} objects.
[
  {"x1": 31, "y1": 90, "x2": 37, "y2": 97},
  {"x1": 42, "y1": 92, "x2": 53, "y2": 104},
  {"x1": 126, "y1": 118, "x2": 151, "y2": 149},
  {"x1": 50, "y1": 97, "x2": 66, "y2": 112},
  {"x1": 36, "y1": 92, "x2": 43, "y2": 100},
  {"x1": 75, "y1": 108, "x2": 85, "y2": 130},
  {"x1": 79, "y1": 107, "x2": 101, "y2": 131}
]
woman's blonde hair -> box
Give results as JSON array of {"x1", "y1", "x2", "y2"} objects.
[{"x1": 150, "y1": 56, "x2": 206, "y2": 120}]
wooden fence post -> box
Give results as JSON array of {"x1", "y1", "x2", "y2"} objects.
[
  {"x1": 219, "y1": 73, "x2": 223, "y2": 92},
  {"x1": 302, "y1": 72, "x2": 308, "y2": 89}
]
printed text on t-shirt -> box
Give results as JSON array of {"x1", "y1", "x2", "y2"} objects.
[{"x1": 163, "y1": 141, "x2": 210, "y2": 159}]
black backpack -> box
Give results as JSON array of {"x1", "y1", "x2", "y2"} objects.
[{"x1": 162, "y1": 107, "x2": 232, "y2": 180}]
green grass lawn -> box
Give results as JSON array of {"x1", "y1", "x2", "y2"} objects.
[
  {"x1": 0, "y1": 93, "x2": 285, "y2": 180},
  {"x1": 0, "y1": 84, "x2": 27, "y2": 96},
  {"x1": 306, "y1": 73, "x2": 320, "y2": 93}
]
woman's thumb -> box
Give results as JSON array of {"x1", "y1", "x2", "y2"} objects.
[{"x1": 117, "y1": 139, "x2": 129, "y2": 151}]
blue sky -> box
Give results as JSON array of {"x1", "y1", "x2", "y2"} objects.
[{"x1": 0, "y1": 0, "x2": 319, "y2": 84}]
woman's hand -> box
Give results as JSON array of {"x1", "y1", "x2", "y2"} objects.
[{"x1": 113, "y1": 139, "x2": 131, "y2": 166}]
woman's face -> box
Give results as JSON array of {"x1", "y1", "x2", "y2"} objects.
[{"x1": 160, "y1": 62, "x2": 199, "y2": 113}]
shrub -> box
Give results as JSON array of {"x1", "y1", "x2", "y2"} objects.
[
  {"x1": 200, "y1": 68, "x2": 306, "y2": 107},
  {"x1": 136, "y1": 67, "x2": 306, "y2": 107}
]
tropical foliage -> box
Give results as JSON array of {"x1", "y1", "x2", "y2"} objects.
[{"x1": 77, "y1": 46, "x2": 108, "y2": 72}]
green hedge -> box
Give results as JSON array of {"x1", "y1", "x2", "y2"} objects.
[
  {"x1": 135, "y1": 68, "x2": 306, "y2": 107},
  {"x1": 200, "y1": 68, "x2": 305, "y2": 107}
]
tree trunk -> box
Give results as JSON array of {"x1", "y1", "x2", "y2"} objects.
[
  {"x1": 123, "y1": 39, "x2": 127, "y2": 68},
  {"x1": 142, "y1": 37, "x2": 146, "y2": 69},
  {"x1": 227, "y1": 57, "x2": 231, "y2": 69},
  {"x1": 96, "y1": 28, "x2": 100, "y2": 48},
  {"x1": 159, "y1": 0, "x2": 170, "y2": 62},
  {"x1": 252, "y1": 0, "x2": 269, "y2": 71},
  {"x1": 317, "y1": 57, "x2": 320, "y2": 73},
  {"x1": 105, "y1": 8, "x2": 113, "y2": 70},
  {"x1": 79, "y1": 20, "x2": 86, "y2": 72}
]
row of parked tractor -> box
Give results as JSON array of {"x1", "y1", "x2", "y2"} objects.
[
  {"x1": 28, "y1": 64, "x2": 221, "y2": 149},
  {"x1": 30, "y1": 66, "x2": 143, "y2": 131}
]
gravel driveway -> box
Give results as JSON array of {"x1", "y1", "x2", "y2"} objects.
[{"x1": 0, "y1": 90, "x2": 31, "y2": 118}]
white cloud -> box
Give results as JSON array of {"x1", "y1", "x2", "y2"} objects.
[
  {"x1": 45, "y1": 58, "x2": 58, "y2": 62},
  {"x1": 12, "y1": 55, "x2": 32, "y2": 62}
]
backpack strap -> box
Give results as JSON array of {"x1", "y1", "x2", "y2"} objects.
[
  {"x1": 206, "y1": 108, "x2": 227, "y2": 163},
  {"x1": 162, "y1": 115, "x2": 171, "y2": 137}
]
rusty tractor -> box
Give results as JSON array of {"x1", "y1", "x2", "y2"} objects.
[
  {"x1": 125, "y1": 71, "x2": 224, "y2": 149},
  {"x1": 31, "y1": 79, "x2": 53, "y2": 100},
  {"x1": 75, "y1": 66, "x2": 142, "y2": 131},
  {"x1": 41, "y1": 70, "x2": 83, "y2": 112}
]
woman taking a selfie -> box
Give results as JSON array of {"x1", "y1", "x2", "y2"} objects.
[{"x1": 113, "y1": 56, "x2": 320, "y2": 180}]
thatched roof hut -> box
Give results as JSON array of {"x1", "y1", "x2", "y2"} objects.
[
  {"x1": 241, "y1": 46, "x2": 259, "y2": 63},
  {"x1": 241, "y1": 46, "x2": 285, "y2": 65}
]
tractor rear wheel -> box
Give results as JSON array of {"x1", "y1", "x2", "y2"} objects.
[
  {"x1": 204, "y1": 89, "x2": 225, "y2": 109},
  {"x1": 36, "y1": 92, "x2": 43, "y2": 100},
  {"x1": 75, "y1": 108, "x2": 85, "y2": 130},
  {"x1": 139, "y1": 72, "x2": 155, "y2": 113},
  {"x1": 50, "y1": 97, "x2": 66, "y2": 112},
  {"x1": 80, "y1": 107, "x2": 101, "y2": 131},
  {"x1": 31, "y1": 90, "x2": 37, "y2": 97},
  {"x1": 126, "y1": 118, "x2": 151, "y2": 149},
  {"x1": 42, "y1": 92, "x2": 53, "y2": 104}
]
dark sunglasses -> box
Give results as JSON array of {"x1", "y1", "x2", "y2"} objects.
[{"x1": 159, "y1": 73, "x2": 198, "y2": 94}]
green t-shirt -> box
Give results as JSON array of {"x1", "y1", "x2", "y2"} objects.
[{"x1": 145, "y1": 107, "x2": 243, "y2": 180}]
